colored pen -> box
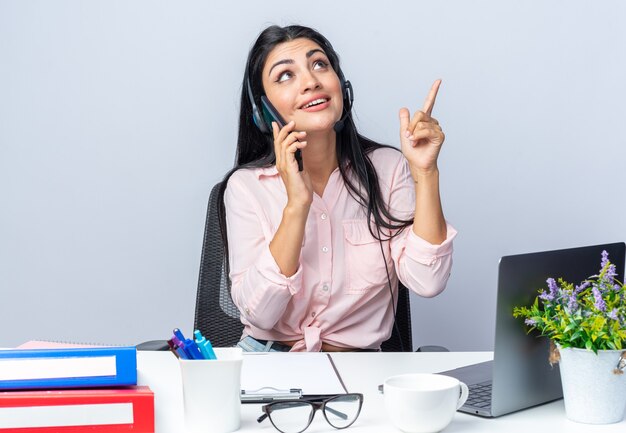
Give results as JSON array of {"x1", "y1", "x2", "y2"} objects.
[
  {"x1": 173, "y1": 328, "x2": 204, "y2": 360},
  {"x1": 173, "y1": 328, "x2": 188, "y2": 344},
  {"x1": 194, "y1": 330, "x2": 217, "y2": 360},
  {"x1": 172, "y1": 334, "x2": 192, "y2": 359},
  {"x1": 183, "y1": 338, "x2": 205, "y2": 360},
  {"x1": 167, "y1": 338, "x2": 185, "y2": 359}
]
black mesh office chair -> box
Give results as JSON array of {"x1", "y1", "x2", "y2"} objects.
[
  {"x1": 193, "y1": 182, "x2": 243, "y2": 348},
  {"x1": 193, "y1": 182, "x2": 418, "y2": 351}
]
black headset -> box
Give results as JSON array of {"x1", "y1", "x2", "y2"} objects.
[{"x1": 245, "y1": 67, "x2": 353, "y2": 134}]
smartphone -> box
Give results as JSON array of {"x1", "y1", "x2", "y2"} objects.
[{"x1": 261, "y1": 96, "x2": 303, "y2": 171}]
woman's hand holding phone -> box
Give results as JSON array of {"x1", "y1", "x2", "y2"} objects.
[{"x1": 272, "y1": 120, "x2": 313, "y2": 209}]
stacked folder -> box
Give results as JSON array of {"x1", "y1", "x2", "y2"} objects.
[{"x1": 0, "y1": 346, "x2": 154, "y2": 433}]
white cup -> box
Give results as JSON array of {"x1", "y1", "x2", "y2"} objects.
[
  {"x1": 179, "y1": 347, "x2": 243, "y2": 433},
  {"x1": 383, "y1": 373, "x2": 469, "y2": 433}
]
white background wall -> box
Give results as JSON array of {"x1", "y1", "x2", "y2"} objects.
[{"x1": 1, "y1": 0, "x2": 625, "y2": 350}]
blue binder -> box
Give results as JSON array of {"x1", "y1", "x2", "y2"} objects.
[{"x1": 0, "y1": 346, "x2": 137, "y2": 390}]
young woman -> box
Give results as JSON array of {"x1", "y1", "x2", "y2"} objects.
[{"x1": 217, "y1": 25, "x2": 456, "y2": 352}]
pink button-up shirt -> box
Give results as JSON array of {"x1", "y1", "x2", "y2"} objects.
[{"x1": 224, "y1": 147, "x2": 456, "y2": 351}]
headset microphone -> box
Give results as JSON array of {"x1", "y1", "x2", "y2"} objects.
[{"x1": 333, "y1": 115, "x2": 347, "y2": 133}]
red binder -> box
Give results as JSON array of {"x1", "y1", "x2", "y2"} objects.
[{"x1": 0, "y1": 386, "x2": 154, "y2": 432}]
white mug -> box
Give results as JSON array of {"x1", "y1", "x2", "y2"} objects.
[
  {"x1": 179, "y1": 347, "x2": 243, "y2": 433},
  {"x1": 383, "y1": 373, "x2": 469, "y2": 433}
]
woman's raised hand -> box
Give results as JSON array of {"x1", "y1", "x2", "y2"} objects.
[
  {"x1": 399, "y1": 79, "x2": 446, "y2": 179},
  {"x1": 272, "y1": 120, "x2": 313, "y2": 208}
]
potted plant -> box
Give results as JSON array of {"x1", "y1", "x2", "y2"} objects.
[{"x1": 513, "y1": 250, "x2": 626, "y2": 424}]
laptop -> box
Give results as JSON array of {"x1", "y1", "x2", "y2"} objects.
[{"x1": 440, "y1": 242, "x2": 626, "y2": 417}]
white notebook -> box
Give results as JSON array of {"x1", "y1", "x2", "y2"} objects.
[{"x1": 241, "y1": 352, "x2": 346, "y2": 397}]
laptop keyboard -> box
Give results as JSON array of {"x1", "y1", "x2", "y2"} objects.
[{"x1": 466, "y1": 381, "x2": 492, "y2": 409}]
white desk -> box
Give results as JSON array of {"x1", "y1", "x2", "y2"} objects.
[{"x1": 137, "y1": 351, "x2": 626, "y2": 433}]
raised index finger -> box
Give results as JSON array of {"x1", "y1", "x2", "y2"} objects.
[{"x1": 422, "y1": 79, "x2": 442, "y2": 116}]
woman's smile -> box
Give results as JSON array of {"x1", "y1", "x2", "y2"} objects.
[
  {"x1": 262, "y1": 38, "x2": 343, "y2": 133},
  {"x1": 299, "y1": 95, "x2": 331, "y2": 111}
]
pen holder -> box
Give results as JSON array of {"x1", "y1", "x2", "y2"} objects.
[{"x1": 179, "y1": 347, "x2": 243, "y2": 433}]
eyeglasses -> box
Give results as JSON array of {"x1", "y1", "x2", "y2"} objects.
[{"x1": 257, "y1": 393, "x2": 364, "y2": 433}]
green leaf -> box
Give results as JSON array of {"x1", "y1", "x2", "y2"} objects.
[
  {"x1": 563, "y1": 323, "x2": 577, "y2": 333},
  {"x1": 569, "y1": 331, "x2": 582, "y2": 342}
]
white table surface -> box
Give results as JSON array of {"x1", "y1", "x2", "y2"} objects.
[{"x1": 137, "y1": 350, "x2": 626, "y2": 433}]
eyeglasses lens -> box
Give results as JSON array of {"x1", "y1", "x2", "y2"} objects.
[
  {"x1": 324, "y1": 394, "x2": 362, "y2": 429},
  {"x1": 268, "y1": 401, "x2": 314, "y2": 433}
]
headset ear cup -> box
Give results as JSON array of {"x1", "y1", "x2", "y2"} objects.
[
  {"x1": 337, "y1": 67, "x2": 353, "y2": 111},
  {"x1": 251, "y1": 105, "x2": 268, "y2": 134},
  {"x1": 343, "y1": 80, "x2": 353, "y2": 111},
  {"x1": 247, "y1": 75, "x2": 270, "y2": 134}
]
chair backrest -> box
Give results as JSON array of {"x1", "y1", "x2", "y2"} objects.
[
  {"x1": 193, "y1": 182, "x2": 414, "y2": 351},
  {"x1": 381, "y1": 283, "x2": 414, "y2": 352},
  {"x1": 193, "y1": 182, "x2": 243, "y2": 347}
]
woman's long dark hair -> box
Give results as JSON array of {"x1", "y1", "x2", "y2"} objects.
[{"x1": 217, "y1": 25, "x2": 413, "y2": 275}]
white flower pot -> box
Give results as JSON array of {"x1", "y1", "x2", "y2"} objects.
[{"x1": 558, "y1": 346, "x2": 626, "y2": 424}]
